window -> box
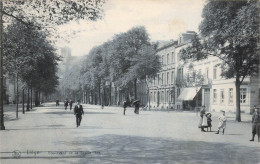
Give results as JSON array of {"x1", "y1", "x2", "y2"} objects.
[
  {"x1": 213, "y1": 67, "x2": 217, "y2": 79},
  {"x1": 167, "y1": 54, "x2": 169, "y2": 65},
  {"x1": 162, "y1": 73, "x2": 164, "y2": 85},
  {"x1": 206, "y1": 68, "x2": 209, "y2": 79},
  {"x1": 166, "y1": 90, "x2": 169, "y2": 103},
  {"x1": 171, "y1": 87, "x2": 175, "y2": 103},
  {"x1": 167, "y1": 72, "x2": 169, "y2": 84},
  {"x1": 172, "y1": 52, "x2": 175, "y2": 63},
  {"x1": 162, "y1": 55, "x2": 164, "y2": 65},
  {"x1": 161, "y1": 91, "x2": 164, "y2": 102},
  {"x1": 193, "y1": 71, "x2": 196, "y2": 82},
  {"x1": 157, "y1": 74, "x2": 160, "y2": 85},
  {"x1": 153, "y1": 76, "x2": 155, "y2": 85},
  {"x1": 229, "y1": 88, "x2": 233, "y2": 104},
  {"x1": 187, "y1": 73, "x2": 190, "y2": 82},
  {"x1": 220, "y1": 89, "x2": 224, "y2": 104},
  {"x1": 171, "y1": 70, "x2": 175, "y2": 84},
  {"x1": 240, "y1": 88, "x2": 247, "y2": 104},
  {"x1": 181, "y1": 68, "x2": 184, "y2": 80},
  {"x1": 213, "y1": 89, "x2": 217, "y2": 104},
  {"x1": 177, "y1": 88, "x2": 180, "y2": 97}
]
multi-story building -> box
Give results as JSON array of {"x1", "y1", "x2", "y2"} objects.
[
  {"x1": 148, "y1": 31, "x2": 196, "y2": 109},
  {"x1": 148, "y1": 31, "x2": 259, "y2": 113}
]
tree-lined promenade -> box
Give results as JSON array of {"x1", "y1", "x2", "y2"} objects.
[
  {"x1": 0, "y1": 0, "x2": 106, "y2": 130},
  {"x1": 59, "y1": 26, "x2": 161, "y2": 106},
  {"x1": 0, "y1": 0, "x2": 259, "y2": 132}
]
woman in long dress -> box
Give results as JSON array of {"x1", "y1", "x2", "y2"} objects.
[
  {"x1": 216, "y1": 110, "x2": 227, "y2": 135},
  {"x1": 199, "y1": 106, "x2": 206, "y2": 132}
]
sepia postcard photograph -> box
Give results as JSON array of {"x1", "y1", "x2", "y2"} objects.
[{"x1": 0, "y1": 0, "x2": 259, "y2": 163}]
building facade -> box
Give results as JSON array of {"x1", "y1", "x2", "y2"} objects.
[{"x1": 147, "y1": 31, "x2": 259, "y2": 113}]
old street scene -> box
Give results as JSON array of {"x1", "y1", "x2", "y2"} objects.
[{"x1": 0, "y1": 0, "x2": 259, "y2": 164}]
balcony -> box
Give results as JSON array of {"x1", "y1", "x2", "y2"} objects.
[{"x1": 203, "y1": 78, "x2": 212, "y2": 86}]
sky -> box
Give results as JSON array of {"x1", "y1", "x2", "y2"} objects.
[{"x1": 56, "y1": 0, "x2": 206, "y2": 56}]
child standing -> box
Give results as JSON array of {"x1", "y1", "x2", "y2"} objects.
[
  {"x1": 216, "y1": 110, "x2": 227, "y2": 135},
  {"x1": 206, "y1": 113, "x2": 212, "y2": 132}
]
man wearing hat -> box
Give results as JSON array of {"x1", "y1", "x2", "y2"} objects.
[
  {"x1": 250, "y1": 106, "x2": 259, "y2": 141},
  {"x1": 74, "y1": 100, "x2": 84, "y2": 127}
]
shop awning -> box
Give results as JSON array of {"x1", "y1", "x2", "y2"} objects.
[{"x1": 177, "y1": 87, "x2": 201, "y2": 101}]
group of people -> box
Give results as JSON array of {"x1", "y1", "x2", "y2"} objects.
[
  {"x1": 199, "y1": 105, "x2": 260, "y2": 142},
  {"x1": 123, "y1": 100, "x2": 140, "y2": 115},
  {"x1": 64, "y1": 99, "x2": 74, "y2": 110},
  {"x1": 56, "y1": 99, "x2": 85, "y2": 128},
  {"x1": 58, "y1": 98, "x2": 260, "y2": 141},
  {"x1": 199, "y1": 105, "x2": 227, "y2": 134}
]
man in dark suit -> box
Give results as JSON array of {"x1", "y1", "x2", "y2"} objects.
[
  {"x1": 69, "y1": 99, "x2": 74, "y2": 110},
  {"x1": 133, "y1": 100, "x2": 140, "y2": 114},
  {"x1": 74, "y1": 100, "x2": 84, "y2": 127},
  {"x1": 64, "y1": 99, "x2": 69, "y2": 110},
  {"x1": 250, "y1": 106, "x2": 259, "y2": 141}
]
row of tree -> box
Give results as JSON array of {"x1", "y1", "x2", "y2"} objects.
[
  {"x1": 0, "y1": 0, "x2": 106, "y2": 130},
  {"x1": 3, "y1": 20, "x2": 60, "y2": 117},
  {"x1": 58, "y1": 26, "x2": 161, "y2": 106}
]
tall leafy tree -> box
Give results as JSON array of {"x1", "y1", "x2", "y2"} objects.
[
  {"x1": 109, "y1": 26, "x2": 152, "y2": 100},
  {"x1": 179, "y1": 0, "x2": 259, "y2": 121},
  {"x1": 0, "y1": 0, "x2": 106, "y2": 130}
]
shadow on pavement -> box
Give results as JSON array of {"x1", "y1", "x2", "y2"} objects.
[
  {"x1": 6, "y1": 126, "x2": 119, "y2": 131},
  {"x1": 44, "y1": 111, "x2": 114, "y2": 115},
  {"x1": 59, "y1": 134, "x2": 260, "y2": 164}
]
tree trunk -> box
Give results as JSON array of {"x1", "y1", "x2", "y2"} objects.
[
  {"x1": 22, "y1": 89, "x2": 25, "y2": 114},
  {"x1": 98, "y1": 83, "x2": 101, "y2": 105},
  {"x1": 94, "y1": 91, "x2": 97, "y2": 105},
  {"x1": 39, "y1": 91, "x2": 41, "y2": 105},
  {"x1": 109, "y1": 82, "x2": 112, "y2": 106},
  {"x1": 26, "y1": 88, "x2": 30, "y2": 111},
  {"x1": 34, "y1": 90, "x2": 39, "y2": 107},
  {"x1": 146, "y1": 81, "x2": 150, "y2": 110},
  {"x1": 30, "y1": 88, "x2": 33, "y2": 109},
  {"x1": 134, "y1": 79, "x2": 137, "y2": 100},
  {"x1": 16, "y1": 74, "x2": 18, "y2": 119},
  {"x1": 235, "y1": 76, "x2": 241, "y2": 122},
  {"x1": 14, "y1": 77, "x2": 16, "y2": 104},
  {"x1": 0, "y1": 1, "x2": 5, "y2": 130},
  {"x1": 103, "y1": 86, "x2": 106, "y2": 106},
  {"x1": 115, "y1": 86, "x2": 117, "y2": 105}
]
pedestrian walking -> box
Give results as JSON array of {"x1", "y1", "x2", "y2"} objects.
[
  {"x1": 64, "y1": 99, "x2": 69, "y2": 110},
  {"x1": 250, "y1": 106, "x2": 260, "y2": 141},
  {"x1": 133, "y1": 100, "x2": 140, "y2": 114},
  {"x1": 198, "y1": 105, "x2": 206, "y2": 132},
  {"x1": 123, "y1": 101, "x2": 128, "y2": 115},
  {"x1": 74, "y1": 100, "x2": 84, "y2": 127},
  {"x1": 56, "y1": 99, "x2": 59, "y2": 106},
  {"x1": 216, "y1": 110, "x2": 227, "y2": 135},
  {"x1": 69, "y1": 99, "x2": 74, "y2": 110}
]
